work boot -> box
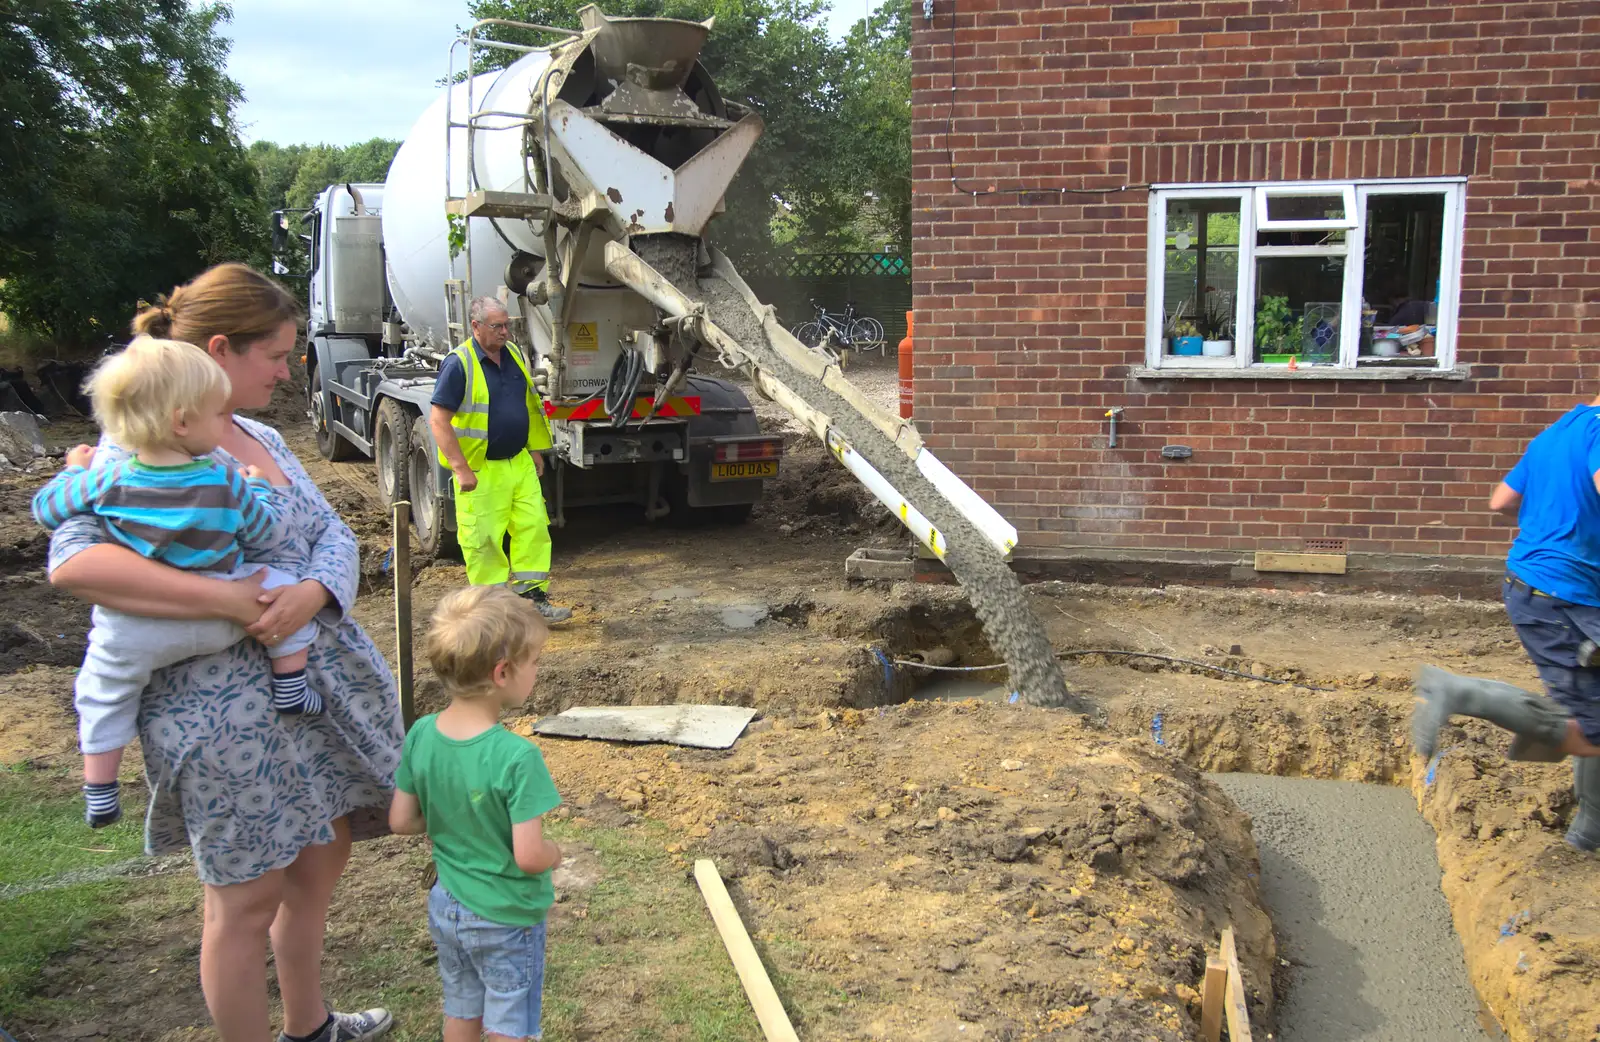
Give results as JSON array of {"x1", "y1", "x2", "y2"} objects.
[
  {"x1": 522, "y1": 588, "x2": 573, "y2": 623},
  {"x1": 1509, "y1": 733, "x2": 1569, "y2": 763},
  {"x1": 1412, "y1": 665, "x2": 1571, "y2": 760},
  {"x1": 1568, "y1": 755, "x2": 1600, "y2": 853}
]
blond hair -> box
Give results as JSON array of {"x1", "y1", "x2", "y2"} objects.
[
  {"x1": 425, "y1": 586, "x2": 549, "y2": 698},
  {"x1": 85, "y1": 337, "x2": 231, "y2": 452},
  {"x1": 133, "y1": 262, "x2": 300, "y2": 352}
]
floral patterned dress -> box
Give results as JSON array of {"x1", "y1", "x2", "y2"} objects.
[{"x1": 47, "y1": 416, "x2": 403, "y2": 886}]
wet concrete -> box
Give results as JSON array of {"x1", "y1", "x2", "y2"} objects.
[
  {"x1": 910, "y1": 676, "x2": 1011, "y2": 703},
  {"x1": 1211, "y1": 774, "x2": 1493, "y2": 1042}
]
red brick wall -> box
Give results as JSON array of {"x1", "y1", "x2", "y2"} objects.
[{"x1": 910, "y1": 0, "x2": 1600, "y2": 558}]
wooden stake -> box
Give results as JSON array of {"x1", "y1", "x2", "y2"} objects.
[
  {"x1": 693, "y1": 859, "x2": 800, "y2": 1042},
  {"x1": 393, "y1": 500, "x2": 415, "y2": 730},
  {"x1": 1220, "y1": 927, "x2": 1253, "y2": 1042},
  {"x1": 1200, "y1": 954, "x2": 1227, "y2": 1042}
]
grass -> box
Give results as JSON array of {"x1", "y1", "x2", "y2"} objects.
[
  {"x1": 0, "y1": 778, "x2": 838, "y2": 1041},
  {"x1": 541, "y1": 821, "x2": 765, "y2": 1042},
  {"x1": 0, "y1": 765, "x2": 155, "y2": 1024},
  {"x1": 358, "y1": 819, "x2": 775, "y2": 1042},
  {"x1": 0, "y1": 765, "x2": 149, "y2": 885}
]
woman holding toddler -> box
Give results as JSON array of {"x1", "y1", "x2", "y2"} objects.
[{"x1": 44, "y1": 263, "x2": 402, "y2": 1042}]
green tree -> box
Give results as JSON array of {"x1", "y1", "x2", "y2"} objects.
[
  {"x1": 0, "y1": 1, "x2": 260, "y2": 348},
  {"x1": 836, "y1": 0, "x2": 911, "y2": 251},
  {"x1": 250, "y1": 138, "x2": 399, "y2": 280}
]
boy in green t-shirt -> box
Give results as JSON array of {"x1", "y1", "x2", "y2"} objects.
[{"x1": 389, "y1": 585, "x2": 563, "y2": 1042}]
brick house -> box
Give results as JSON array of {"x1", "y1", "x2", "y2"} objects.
[{"x1": 909, "y1": 0, "x2": 1600, "y2": 587}]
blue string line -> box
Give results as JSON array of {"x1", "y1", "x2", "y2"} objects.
[{"x1": 871, "y1": 647, "x2": 895, "y2": 693}]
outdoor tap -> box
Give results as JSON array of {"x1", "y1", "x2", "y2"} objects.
[{"x1": 1104, "y1": 407, "x2": 1124, "y2": 448}]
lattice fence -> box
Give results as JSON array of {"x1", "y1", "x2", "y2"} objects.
[{"x1": 738, "y1": 252, "x2": 912, "y2": 349}]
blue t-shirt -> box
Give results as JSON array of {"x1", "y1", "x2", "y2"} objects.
[
  {"x1": 430, "y1": 339, "x2": 531, "y2": 461},
  {"x1": 1504, "y1": 405, "x2": 1600, "y2": 606}
]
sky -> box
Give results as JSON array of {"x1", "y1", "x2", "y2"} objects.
[{"x1": 222, "y1": 0, "x2": 883, "y2": 146}]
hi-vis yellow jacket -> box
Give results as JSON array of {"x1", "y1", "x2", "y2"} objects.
[{"x1": 437, "y1": 339, "x2": 553, "y2": 469}]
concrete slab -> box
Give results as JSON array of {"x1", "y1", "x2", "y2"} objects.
[{"x1": 532, "y1": 704, "x2": 758, "y2": 749}]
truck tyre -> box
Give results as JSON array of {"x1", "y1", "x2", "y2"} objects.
[
  {"x1": 408, "y1": 414, "x2": 448, "y2": 555},
  {"x1": 310, "y1": 362, "x2": 360, "y2": 462},
  {"x1": 374, "y1": 399, "x2": 413, "y2": 508},
  {"x1": 664, "y1": 469, "x2": 754, "y2": 527}
]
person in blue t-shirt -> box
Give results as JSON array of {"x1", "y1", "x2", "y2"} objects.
[{"x1": 1413, "y1": 402, "x2": 1600, "y2": 852}]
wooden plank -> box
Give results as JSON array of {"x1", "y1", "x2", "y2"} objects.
[
  {"x1": 1253, "y1": 550, "x2": 1348, "y2": 575},
  {"x1": 1200, "y1": 954, "x2": 1228, "y2": 1042},
  {"x1": 392, "y1": 501, "x2": 415, "y2": 730},
  {"x1": 1220, "y1": 927, "x2": 1253, "y2": 1042},
  {"x1": 693, "y1": 859, "x2": 800, "y2": 1042}
]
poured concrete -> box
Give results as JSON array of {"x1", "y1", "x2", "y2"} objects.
[{"x1": 1211, "y1": 774, "x2": 1493, "y2": 1042}]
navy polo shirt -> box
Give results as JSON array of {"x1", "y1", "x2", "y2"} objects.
[{"x1": 430, "y1": 339, "x2": 531, "y2": 461}]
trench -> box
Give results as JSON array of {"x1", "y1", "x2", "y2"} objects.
[
  {"x1": 1212, "y1": 774, "x2": 1497, "y2": 1042},
  {"x1": 862, "y1": 608, "x2": 1505, "y2": 1040}
]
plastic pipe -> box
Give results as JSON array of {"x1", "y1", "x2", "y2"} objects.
[{"x1": 825, "y1": 431, "x2": 946, "y2": 559}]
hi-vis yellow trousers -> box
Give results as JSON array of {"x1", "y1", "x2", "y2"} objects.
[{"x1": 454, "y1": 450, "x2": 551, "y2": 594}]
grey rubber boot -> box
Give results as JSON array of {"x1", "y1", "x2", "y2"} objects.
[
  {"x1": 1567, "y1": 755, "x2": 1600, "y2": 853},
  {"x1": 1412, "y1": 665, "x2": 1571, "y2": 760},
  {"x1": 1509, "y1": 733, "x2": 1569, "y2": 763}
]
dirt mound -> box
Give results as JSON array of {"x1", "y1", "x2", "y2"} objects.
[
  {"x1": 524, "y1": 700, "x2": 1276, "y2": 1040},
  {"x1": 756, "y1": 435, "x2": 897, "y2": 538}
]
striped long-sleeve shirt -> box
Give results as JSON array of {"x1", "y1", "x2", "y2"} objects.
[{"x1": 32, "y1": 459, "x2": 279, "y2": 572}]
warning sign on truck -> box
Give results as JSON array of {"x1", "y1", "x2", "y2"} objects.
[{"x1": 568, "y1": 322, "x2": 598, "y2": 352}]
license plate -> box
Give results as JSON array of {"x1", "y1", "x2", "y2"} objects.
[{"x1": 711, "y1": 460, "x2": 777, "y2": 482}]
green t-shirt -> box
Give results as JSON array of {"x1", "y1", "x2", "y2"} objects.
[{"x1": 394, "y1": 715, "x2": 562, "y2": 926}]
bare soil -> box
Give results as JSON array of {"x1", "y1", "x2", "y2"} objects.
[{"x1": 1, "y1": 358, "x2": 1595, "y2": 1040}]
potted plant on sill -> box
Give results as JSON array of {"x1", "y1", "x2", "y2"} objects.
[
  {"x1": 1254, "y1": 294, "x2": 1295, "y2": 363},
  {"x1": 1200, "y1": 295, "x2": 1234, "y2": 357},
  {"x1": 1164, "y1": 303, "x2": 1202, "y2": 356}
]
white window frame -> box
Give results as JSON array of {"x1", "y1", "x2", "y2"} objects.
[
  {"x1": 1255, "y1": 184, "x2": 1358, "y2": 232},
  {"x1": 1144, "y1": 178, "x2": 1466, "y2": 374}
]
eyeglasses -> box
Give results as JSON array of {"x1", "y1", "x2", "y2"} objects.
[{"x1": 478, "y1": 321, "x2": 510, "y2": 332}]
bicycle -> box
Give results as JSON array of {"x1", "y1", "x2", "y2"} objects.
[{"x1": 790, "y1": 301, "x2": 886, "y2": 357}]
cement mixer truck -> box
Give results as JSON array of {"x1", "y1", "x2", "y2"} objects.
[
  {"x1": 281, "y1": 6, "x2": 1083, "y2": 709},
  {"x1": 283, "y1": 8, "x2": 784, "y2": 551}
]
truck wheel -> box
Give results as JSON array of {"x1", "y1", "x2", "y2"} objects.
[
  {"x1": 310, "y1": 363, "x2": 360, "y2": 462},
  {"x1": 711, "y1": 502, "x2": 754, "y2": 525},
  {"x1": 374, "y1": 399, "x2": 413, "y2": 508},
  {"x1": 408, "y1": 415, "x2": 448, "y2": 555},
  {"x1": 664, "y1": 469, "x2": 755, "y2": 527}
]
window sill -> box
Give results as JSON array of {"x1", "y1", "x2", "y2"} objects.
[{"x1": 1131, "y1": 365, "x2": 1471, "y2": 382}]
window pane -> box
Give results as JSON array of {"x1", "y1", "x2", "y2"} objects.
[
  {"x1": 1257, "y1": 228, "x2": 1347, "y2": 248},
  {"x1": 1162, "y1": 199, "x2": 1241, "y2": 356},
  {"x1": 1253, "y1": 255, "x2": 1346, "y2": 363},
  {"x1": 1361, "y1": 192, "x2": 1446, "y2": 361},
  {"x1": 1264, "y1": 192, "x2": 1347, "y2": 224}
]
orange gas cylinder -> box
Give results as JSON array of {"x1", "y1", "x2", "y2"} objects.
[{"x1": 898, "y1": 311, "x2": 914, "y2": 419}]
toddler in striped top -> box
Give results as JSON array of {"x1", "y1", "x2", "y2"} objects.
[{"x1": 32, "y1": 337, "x2": 320, "y2": 827}]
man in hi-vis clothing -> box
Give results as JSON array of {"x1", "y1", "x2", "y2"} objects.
[{"x1": 429, "y1": 297, "x2": 572, "y2": 622}]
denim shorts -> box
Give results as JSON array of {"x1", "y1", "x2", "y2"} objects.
[
  {"x1": 426, "y1": 884, "x2": 546, "y2": 1040},
  {"x1": 1503, "y1": 577, "x2": 1600, "y2": 745}
]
